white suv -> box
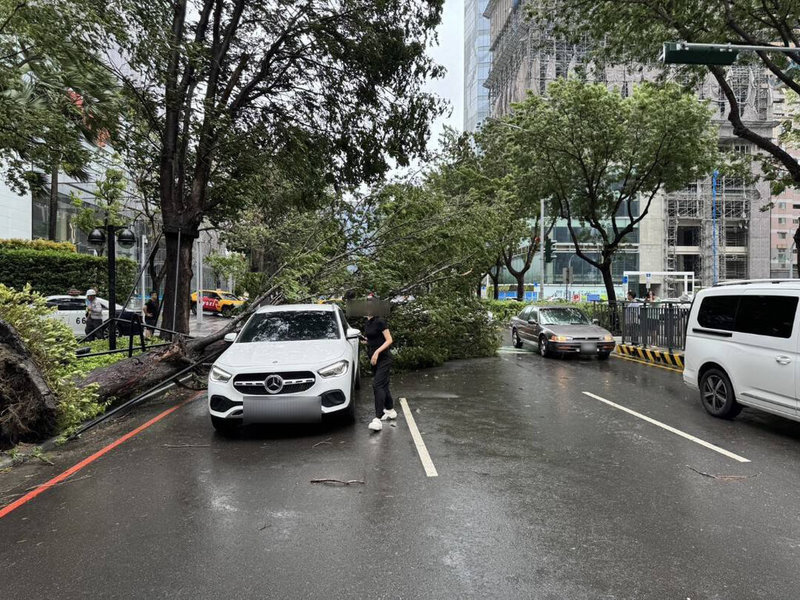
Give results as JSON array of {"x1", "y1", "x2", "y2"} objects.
[
  {"x1": 683, "y1": 280, "x2": 800, "y2": 422},
  {"x1": 207, "y1": 304, "x2": 361, "y2": 434}
]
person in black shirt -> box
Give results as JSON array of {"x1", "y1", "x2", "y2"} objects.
[
  {"x1": 143, "y1": 291, "x2": 160, "y2": 338},
  {"x1": 364, "y1": 308, "x2": 395, "y2": 432}
]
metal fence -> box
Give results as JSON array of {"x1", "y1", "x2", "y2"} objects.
[{"x1": 619, "y1": 302, "x2": 691, "y2": 351}]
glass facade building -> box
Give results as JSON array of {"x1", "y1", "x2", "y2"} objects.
[{"x1": 464, "y1": 0, "x2": 491, "y2": 132}]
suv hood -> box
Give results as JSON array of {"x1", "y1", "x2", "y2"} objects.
[
  {"x1": 544, "y1": 324, "x2": 612, "y2": 338},
  {"x1": 217, "y1": 339, "x2": 348, "y2": 369}
]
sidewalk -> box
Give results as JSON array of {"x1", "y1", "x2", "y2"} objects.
[{"x1": 188, "y1": 313, "x2": 230, "y2": 338}]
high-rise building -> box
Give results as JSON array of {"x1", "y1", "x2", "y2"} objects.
[
  {"x1": 463, "y1": 0, "x2": 491, "y2": 132},
  {"x1": 482, "y1": 0, "x2": 773, "y2": 294}
]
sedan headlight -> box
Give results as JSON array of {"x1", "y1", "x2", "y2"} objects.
[
  {"x1": 318, "y1": 360, "x2": 349, "y2": 378},
  {"x1": 603, "y1": 334, "x2": 614, "y2": 342},
  {"x1": 551, "y1": 335, "x2": 573, "y2": 342},
  {"x1": 209, "y1": 366, "x2": 232, "y2": 383}
]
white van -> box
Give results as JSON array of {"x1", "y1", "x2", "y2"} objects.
[{"x1": 683, "y1": 280, "x2": 800, "y2": 422}]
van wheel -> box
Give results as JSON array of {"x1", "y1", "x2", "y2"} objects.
[
  {"x1": 699, "y1": 368, "x2": 742, "y2": 419},
  {"x1": 512, "y1": 329, "x2": 523, "y2": 348}
]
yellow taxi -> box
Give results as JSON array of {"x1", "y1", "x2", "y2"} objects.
[{"x1": 191, "y1": 289, "x2": 244, "y2": 317}]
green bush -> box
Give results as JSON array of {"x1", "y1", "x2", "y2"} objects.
[
  {"x1": 481, "y1": 299, "x2": 526, "y2": 324},
  {"x1": 0, "y1": 238, "x2": 77, "y2": 253},
  {"x1": 0, "y1": 248, "x2": 137, "y2": 298},
  {"x1": 0, "y1": 284, "x2": 106, "y2": 436}
]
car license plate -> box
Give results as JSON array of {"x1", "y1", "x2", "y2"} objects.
[
  {"x1": 243, "y1": 396, "x2": 321, "y2": 424},
  {"x1": 580, "y1": 342, "x2": 596, "y2": 353}
]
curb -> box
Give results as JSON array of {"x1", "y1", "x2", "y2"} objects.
[{"x1": 616, "y1": 344, "x2": 684, "y2": 370}]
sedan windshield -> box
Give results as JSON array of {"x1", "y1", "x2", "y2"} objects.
[
  {"x1": 220, "y1": 293, "x2": 239, "y2": 300},
  {"x1": 238, "y1": 311, "x2": 340, "y2": 342},
  {"x1": 540, "y1": 308, "x2": 590, "y2": 326}
]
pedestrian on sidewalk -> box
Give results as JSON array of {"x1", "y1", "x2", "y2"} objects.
[
  {"x1": 84, "y1": 289, "x2": 105, "y2": 341},
  {"x1": 143, "y1": 291, "x2": 160, "y2": 338},
  {"x1": 364, "y1": 300, "x2": 395, "y2": 432}
]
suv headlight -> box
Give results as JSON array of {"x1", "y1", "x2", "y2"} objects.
[
  {"x1": 318, "y1": 360, "x2": 349, "y2": 378},
  {"x1": 210, "y1": 366, "x2": 232, "y2": 383}
]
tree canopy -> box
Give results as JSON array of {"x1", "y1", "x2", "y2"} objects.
[{"x1": 480, "y1": 79, "x2": 719, "y2": 302}]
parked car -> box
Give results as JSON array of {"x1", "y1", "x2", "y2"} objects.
[
  {"x1": 191, "y1": 289, "x2": 244, "y2": 317},
  {"x1": 45, "y1": 295, "x2": 143, "y2": 338},
  {"x1": 207, "y1": 303, "x2": 361, "y2": 434},
  {"x1": 684, "y1": 280, "x2": 800, "y2": 422},
  {"x1": 510, "y1": 305, "x2": 616, "y2": 359}
]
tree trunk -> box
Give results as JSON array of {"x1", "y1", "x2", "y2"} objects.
[
  {"x1": 159, "y1": 230, "x2": 197, "y2": 336},
  {"x1": 47, "y1": 163, "x2": 59, "y2": 241},
  {"x1": 600, "y1": 262, "x2": 617, "y2": 305},
  {"x1": 0, "y1": 319, "x2": 59, "y2": 449},
  {"x1": 515, "y1": 273, "x2": 525, "y2": 301},
  {"x1": 794, "y1": 226, "x2": 800, "y2": 278},
  {"x1": 79, "y1": 335, "x2": 229, "y2": 405}
]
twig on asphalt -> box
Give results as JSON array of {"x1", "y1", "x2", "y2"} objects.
[
  {"x1": 310, "y1": 478, "x2": 365, "y2": 486},
  {"x1": 24, "y1": 474, "x2": 92, "y2": 492},
  {"x1": 162, "y1": 444, "x2": 211, "y2": 448},
  {"x1": 686, "y1": 465, "x2": 756, "y2": 481},
  {"x1": 312, "y1": 438, "x2": 332, "y2": 448}
]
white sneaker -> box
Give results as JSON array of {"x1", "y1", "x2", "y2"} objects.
[
  {"x1": 368, "y1": 418, "x2": 383, "y2": 431},
  {"x1": 381, "y1": 409, "x2": 398, "y2": 421}
]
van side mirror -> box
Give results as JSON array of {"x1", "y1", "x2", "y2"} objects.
[
  {"x1": 346, "y1": 327, "x2": 361, "y2": 340},
  {"x1": 223, "y1": 332, "x2": 237, "y2": 343}
]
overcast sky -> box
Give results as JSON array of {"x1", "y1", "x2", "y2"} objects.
[{"x1": 425, "y1": 0, "x2": 465, "y2": 147}]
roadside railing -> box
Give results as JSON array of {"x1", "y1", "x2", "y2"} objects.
[
  {"x1": 619, "y1": 301, "x2": 691, "y2": 352},
  {"x1": 76, "y1": 315, "x2": 193, "y2": 359}
]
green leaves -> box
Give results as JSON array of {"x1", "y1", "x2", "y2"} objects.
[{"x1": 478, "y1": 79, "x2": 718, "y2": 301}]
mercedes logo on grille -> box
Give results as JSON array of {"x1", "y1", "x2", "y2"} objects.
[{"x1": 264, "y1": 374, "x2": 284, "y2": 394}]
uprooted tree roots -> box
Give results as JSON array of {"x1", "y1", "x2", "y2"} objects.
[{"x1": 0, "y1": 320, "x2": 58, "y2": 449}]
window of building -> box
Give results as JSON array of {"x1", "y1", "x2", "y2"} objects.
[
  {"x1": 778, "y1": 202, "x2": 786, "y2": 209},
  {"x1": 793, "y1": 204, "x2": 800, "y2": 210},
  {"x1": 778, "y1": 218, "x2": 787, "y2": 224},
  {"x1": 778, "y1": 232, "x2": 788, "y2": 239}
]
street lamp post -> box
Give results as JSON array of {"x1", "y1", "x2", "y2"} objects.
[{"x1": 88, "y1": 224, "x2": 136, "y2": 351}]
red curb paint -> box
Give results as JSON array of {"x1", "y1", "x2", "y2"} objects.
[{"x1": 0, "y1": 392, "x2": 202, "y2": 519}]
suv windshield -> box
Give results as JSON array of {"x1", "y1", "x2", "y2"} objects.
[
  {"x1": 540, "y1": 308, "x2": 590, "y2": 326},
  {"x1": 238, "y1": 311, "x2": 340, "y2": 342}
]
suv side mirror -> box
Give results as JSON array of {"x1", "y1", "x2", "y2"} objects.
[
  {"x1": 527, "y1": 319, "x2": 537, "y2": 325},
  {"x1": 346, "y1": 327, "x2": 361, "y2": 340},
  {"x1": 223, "y1": 332, "x2": 238, "y2": 343}
]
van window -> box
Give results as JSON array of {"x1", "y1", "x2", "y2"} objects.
[
  {"x1": 697, "y1": 296, "x2": 738, "y2": 331},
  {"x1": 735, "y1": 296, "x2": 798, "y2": 338}
]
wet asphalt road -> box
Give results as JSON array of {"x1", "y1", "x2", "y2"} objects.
[{"x1": 3, "y1": 348, "x2": 800, "y2": 599}]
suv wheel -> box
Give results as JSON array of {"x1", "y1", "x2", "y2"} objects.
[
  {"x1": 512, "y1": 329, "x2": 523, "y2": 348},
  {"x1": 699, "y1": 368, "x2": 742, "y2": 419}
]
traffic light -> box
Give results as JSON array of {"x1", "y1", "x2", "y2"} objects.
[{"x1": 544, "y1": 238, "x2": 554, "y2": 263}]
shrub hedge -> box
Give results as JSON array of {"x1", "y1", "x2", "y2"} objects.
[
  {"x1": 0, "y1": 238, "x2": 77, "y2": 253},
  {"x1": 0, "y1": 248, "x2": 137, "y2": 298}
]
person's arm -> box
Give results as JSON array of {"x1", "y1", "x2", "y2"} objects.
[{"x1": 370, "y1": 328, "x2": 393, "y2": 365}]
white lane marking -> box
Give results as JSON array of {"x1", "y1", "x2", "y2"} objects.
[
  {"x1": 582, "y1": 391, "x2": 750, "y2": 464},
  {"x1": 399, "y1": 398, "x2": 438, "y2": 477}
]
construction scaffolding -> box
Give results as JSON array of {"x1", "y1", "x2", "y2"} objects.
[{"x1": 664, "y1": 174, "x2": 754, "y2": 291}]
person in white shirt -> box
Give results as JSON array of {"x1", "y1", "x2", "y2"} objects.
[{"x1": 85, "y1": 289, "x2": 105, "y2": 341}]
